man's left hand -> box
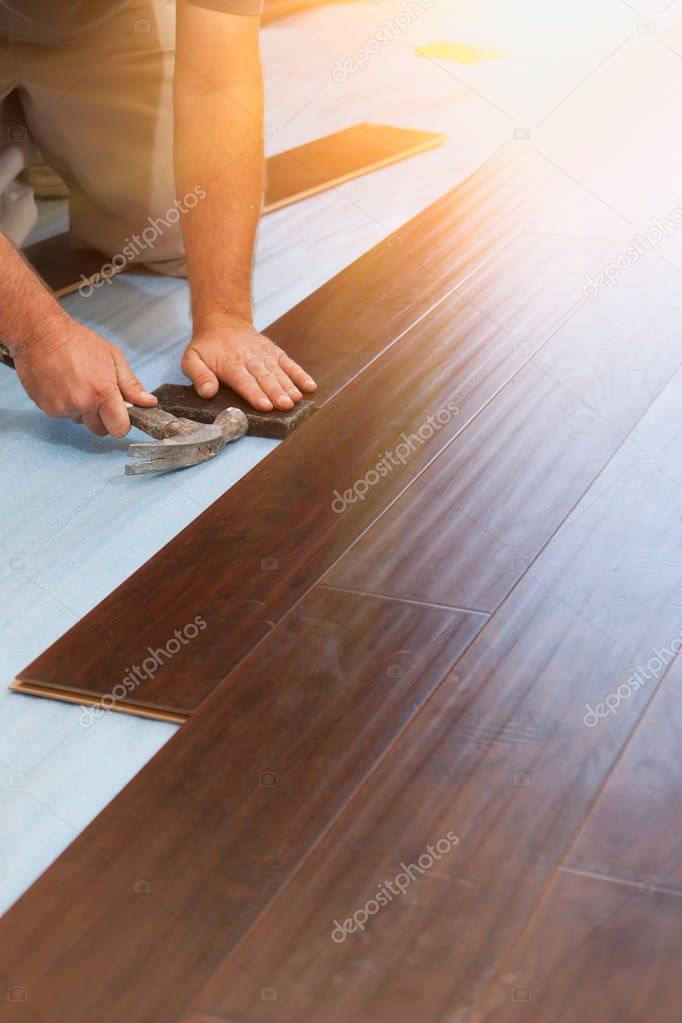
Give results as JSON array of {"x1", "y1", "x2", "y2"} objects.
[{"x1": 181, "y1": 315, "x2": 317, "y2": 411}]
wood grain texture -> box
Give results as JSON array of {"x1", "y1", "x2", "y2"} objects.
[
  {"x1": 0, "y1": 588, "x2": 484, "y2": 1023},
  {"x1": 327, "y1": 248, "x2": 682, "y2": 611},
  {"x1": 467, "y1": 871, "x2": 682, "y2": 1023},
  {"x1": 15, "y1": 149, "x2": 554, "y2": 716},
  {"x1": 23, "y1": 123, "x2": 445, "y2": 296},
  {"x1": 182, "y1": 326, "x2": 682, "y2": 1023},
  {"x1": 4, "y1": 142, "x2": 682, "y2": 1022}
]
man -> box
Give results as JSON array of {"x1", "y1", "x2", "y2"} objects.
[{"x1": 0, "y1": 0, "x2": 316, "y2": 437}]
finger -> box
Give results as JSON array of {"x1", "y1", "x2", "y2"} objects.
[
  {"x1": 277, "y1": 352, "x2": 317, "y2": 393},
  {"x1": 113, "y1": 349, "x2": 157, "y2": 406},
  {"x1": 97, "y1": 389, "x2": 131, "y2": 437},
  {"x1": 248, "y1": 361, "x2": 294, "y2": 410},
  {"x1": 182, "y1": 347, "x2": 220, "y2": 399},
  {"x1": 218, "y1": 363, "x2": 273, "y2": 411},
  {"x1": 81, "y1": 411, "x2": 108, "y2": 437},
  {"x1": 271, "y1": 362, "x2": 302, "y2": 403}
]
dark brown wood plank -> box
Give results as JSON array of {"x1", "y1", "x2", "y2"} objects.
[
  {"x1": 466, "y1": 871, "x2": 682, "y2": 1023},
  {"x1": 14, "y1": 151, "x2": 560, "y2": 716},
  {"x1": 0, "y1": 587, "x2": 483, "y2": 1023},
  {"x1": 178, "y1": 353, "x2": 682, "y2": 1022},
  {"x1": 326, "y1": 251, "x2": 682, "y2": 611},
  {"x1": 560, "y1": 559, "x2": 682, "y2": 885},
  {"x1": 23, "y1": 123, "x2": 445, "y2": 296},
  {"x1": 264, "y1": 122, "x2": 446, "y2": 213}
]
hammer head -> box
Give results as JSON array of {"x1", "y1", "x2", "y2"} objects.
[{"x1": 125, "y1": 408, "x2": 248, "y2": 475}]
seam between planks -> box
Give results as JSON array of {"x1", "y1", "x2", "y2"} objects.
[{"x1": 319, "y1": 581, "x2": 492, "y2": 617}]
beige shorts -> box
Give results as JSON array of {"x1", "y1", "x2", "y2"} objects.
[{"x1": 0, "y1": 0, "x2": 185, "y2": 274}]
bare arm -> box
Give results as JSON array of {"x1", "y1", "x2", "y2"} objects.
[
  {"x1": 0, "y1": 232, "x2": 156, "y2": 435},
  {"x1": 174, "y1": 2, "x2": 316, "y2": 410}
]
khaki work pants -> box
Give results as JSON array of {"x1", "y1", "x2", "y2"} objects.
[{"x1": 0, "y1": 0, "x2": 185, "y2": 273}]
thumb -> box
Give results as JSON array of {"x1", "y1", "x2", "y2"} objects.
[
  {"x1": 182, "y1": 346, "x2": 219, "y2": 398},
  {"x1": 113, "y1": 349, "x2": 157, "y2": 406}
]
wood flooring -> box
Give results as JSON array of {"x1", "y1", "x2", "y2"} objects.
[{"x1": 3, "y1": 140, "x2": 682, "y2": 1022}]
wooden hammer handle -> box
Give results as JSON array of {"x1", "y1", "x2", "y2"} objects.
[{"x1": 124, "y1": 403, "x2": 192, "y2": 440}]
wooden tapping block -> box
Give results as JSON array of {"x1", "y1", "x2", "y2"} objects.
[
  {"x1": 23, "y1": 123, "x2": 446, "y2": 296},
  {"x1": 153, "y1": 383, "x2": 316, "y2": 439}
]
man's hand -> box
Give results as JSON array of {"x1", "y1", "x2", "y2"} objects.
[
  {"x1": 13, "y1": 318, "x2": 157, "y2": 436},
  {"x1": 182, "y1": 315, "x2": 317, "y2": 411}
]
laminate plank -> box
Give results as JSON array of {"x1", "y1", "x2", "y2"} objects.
[
  {"x1": 23, "y1": 123, "x2": 445, "y2": 297},
  {"x1": 263, "y1": 122, "x2": 446, "y2": 213},
  {"x1": 561, "y1": 630, "x2": 682, "y2": 886},
  {"x1": 466, "y1": 871, "x2": 682, "y2": 1023},
  {"x1": 13, "y1": 151, "x2": 562, "y2": 716},
  {"x1": 327, "y1": 252, "x2": 682, "y2": 611},
  {"x1": 0, "y1": 587, "x2": 484, "y2": 1023},
  {"x1": 178, "y1": 376, "x2": 682, "y2": 1022}
]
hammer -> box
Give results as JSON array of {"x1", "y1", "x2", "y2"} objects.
[
  {"x1": 124, "y1": 403, "x2": 247, "y2": 475},
  {"x1": 0, "y1": 340, "x2": 248, "y2": 475}
]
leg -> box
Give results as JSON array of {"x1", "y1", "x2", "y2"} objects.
[
  {"x1": 13, "y1": 0, "x2": 186, "y2": 274},
  {"x1": 0, "y1": 41, "x2": 37, "y2": 245}
]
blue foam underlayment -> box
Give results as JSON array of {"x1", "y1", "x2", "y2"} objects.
[{"x1": 0, "y1": 0, "x2": 512, "y2": 913}]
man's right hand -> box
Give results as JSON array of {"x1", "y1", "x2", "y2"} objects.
[{"x1": 12, "y1": 318, "x2": 157, "y2": 437}]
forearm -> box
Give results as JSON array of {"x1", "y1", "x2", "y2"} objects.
[
  {"x1": 0, "y1": 232, "x2": 69, "y2": 354},
  {"x1": 174, "y1": 69, "x2": 264, "y2": 328}
]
